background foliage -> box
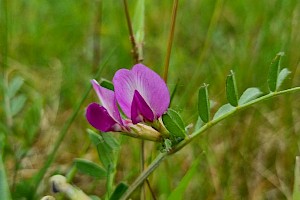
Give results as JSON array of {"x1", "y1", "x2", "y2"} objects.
[{"x1": 1, "y1": 0, "x2": 300, "y2": 199}]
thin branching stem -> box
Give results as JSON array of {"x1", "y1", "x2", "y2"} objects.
[
  {"x1": 122, "y1": 2, "x2": 150, "y2": 199},
  {"x1": 120, "y1": 152, "x2": 167, "y2": 200},
  {"x1": 146, "y1": 179, "x2": 157, "y2": 200},
  {"x1": 163, "y1": 0, "x2": 179, "y2": 82},
  {"x1": 122, "y1": 2, "x2": 147, "y2": 199},
  {"x1": 140, "y1": 140, "x2": 145, "y2": 200},
  {"x1": 120, "y1": 86, "x2": 300, "y2": 199},
  {"x1": 123, "y1": 0, "x2": 139, "y2": 64}
]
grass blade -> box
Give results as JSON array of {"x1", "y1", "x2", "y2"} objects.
[
  {"x1": 293, "y1": 156, "x2": 300, "y2": 200},
  {"x1": 110, "y1": 182, "x2": 128, "y2": 200},
  {"x1": 0, "y1": 155, "x2": 11, "y2": 200},
  {"x1": 167, "y1": 159, "x2": 200, "y2": 200}
]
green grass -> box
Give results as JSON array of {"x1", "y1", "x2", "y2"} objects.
[{"x1": 1, "y1": 0, "x2": 300, "y2": 199}]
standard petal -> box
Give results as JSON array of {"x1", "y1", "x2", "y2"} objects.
[
  {"x1": 91, "y1": 80, "x2": 123, "y2": 125},
  {"x1": 131, "y1": 90, "x2": 154, "y2": 124},
  {"x1": 86, "y1": 103, "x2": 118, "y2": 132},
  {"x1": 113, "y1": 64, "x2": 170, "y2": 119}
]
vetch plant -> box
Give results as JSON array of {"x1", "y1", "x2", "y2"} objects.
[
  {"x1": 52, "y1": 51, "x2": 298, "y2": 200},
  {"x1": 41, "y1": 1, "x2": 300, "y2": 199},
  {"x1": 86, "y1": 64, "x2": 171, "y2": 142},
  {"x1": 2, "y1": 1, "x2": 299, "y2": 199}
]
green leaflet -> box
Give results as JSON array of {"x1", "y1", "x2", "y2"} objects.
[
  {"x1": 11, "y1": 94, "x2": 27, "y2": 117},
  {"x1": 74, "y1": 158, "x2": 107, "y2": 179},
  {"x1": 109, "y1": 182, "x2": 128, "y2": 200},
  {"x1": 198, "y1": 84, "x2": 210, "y2": 123},
  {"x1": 100, "y1": 79, "x2": 114, "y2": 91},
  {"x1": 7, "y1": 76, "x2": 24, "y2": 98},
  {"x1": 213, "y1": 103, "x2": 235, "y2": 120},
  {"x1": 276, "y1": 68, "x2": 291, "y2": 90},
  {"x1": 238, "y1": 87, "x2": 263, "y2": 105},
  {"x1": 88, "y1": 129, "x2": 117, "y2": 170},
  {"x1": 162, "y1": 109, "x2": 186, "y2": 138},
  {"x1": 226, "y1": 70, "x2": 239, "y2": 107}
]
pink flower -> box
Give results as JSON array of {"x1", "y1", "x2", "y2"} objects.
[{"x1": 86, "y1": 64, "x2": 170, "y2": 132}]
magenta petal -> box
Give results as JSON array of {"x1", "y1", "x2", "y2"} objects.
[
  {"x1": 91, "y1": 80, "x2": 123, "y2": 125},
  {"x1": 131, "y1": 90, "x2": 155, "y2": 124},
  {"x1": 113, "y1": 64, "x2": 170, "y2": 120},
  {"x1": 86, "y1": 103, "x2": 118, "y2": 132}
]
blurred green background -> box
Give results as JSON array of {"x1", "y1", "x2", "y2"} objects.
[{"x1": 1, "y1": 0, "x2": 300, "y2": 199}]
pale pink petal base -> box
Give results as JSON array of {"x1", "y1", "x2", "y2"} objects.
[{"x1": 131, "y1": 90, "x2": 154, "y2": 124}]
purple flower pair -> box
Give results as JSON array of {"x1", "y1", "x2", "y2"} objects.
[{"x1": 86, "y1": 64, "x2": 170, "y2": 135}]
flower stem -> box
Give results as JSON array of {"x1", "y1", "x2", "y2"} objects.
[
  {"x1": 140, "y1": 140, "x2": 145, "y2": 200},
  {"x1": 120, "y1": 87, "x2": 300, "y2": 199},
  {"x1": 120, "y1": 152, "x2": 167, "y2": 200},
  {"x1": 163, "y1": 0, "x2": 179, "y2": 83},
  {"x1": 123, "y1": 0, "x2": 139, "y2": 64}
]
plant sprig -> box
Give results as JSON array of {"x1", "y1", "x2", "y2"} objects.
[{"x1": 119, "y1": 52, "x2": 300, "y2": 199}]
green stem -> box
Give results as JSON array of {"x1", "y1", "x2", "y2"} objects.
[
  {"x1": 120, "y1": 86, "x2": 300, "y2": 199},
  {"x1": 171, "y1": 87, "x2": 300, "y2": 154},
  {"x1": 106, "y1": 134, "x2": 122, "y2": 200},
  {"x1": 106, "y1": 164, "x2": 113, "y2": 199},
  {"x1": 140, "y1": 140, "x2": 145, "y2": 200},
  {"x1": 163, "y1": 0, "x2": 179, "y2": 83},
  {"x1": 123, "y1": 1, "x2": 146, "y2": 198},
  {"x1": 120, "y1": 152, "x2": 167, "y2": 200},
  {"x1": 31, "y1": 49, "x2": 115, "y2": 196}
]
